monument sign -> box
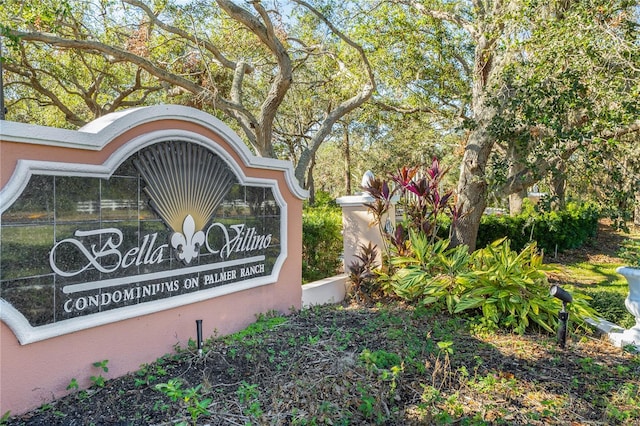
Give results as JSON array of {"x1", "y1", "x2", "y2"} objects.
[{"x1": 0, "y1": 105, "x2": 305, "y2": 414}]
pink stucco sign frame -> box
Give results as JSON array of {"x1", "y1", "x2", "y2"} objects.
[{"x1": 0, "y1": 105, "x2": 306, "y2": 415}]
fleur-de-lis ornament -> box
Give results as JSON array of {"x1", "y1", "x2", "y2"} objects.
[{"x1": 171, "y1": 215, "x2": 205, "y2": 264}]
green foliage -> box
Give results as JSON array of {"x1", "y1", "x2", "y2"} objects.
[
  {"x1": 605, "y1": 382, "x2": 640, "y2": 423},
  {"x1": 236, "y1": 381, "x2": 263, "y2": 419},
  {"x1": 390, "y1": 231, "x2": 469, "y2": 313},
  {"x1": 436, "y1": 341, "x2": 454, "y2": 356},
  {"x1": 66, "y1": 378, "x2": 79, "y2": 391},
  {"x1": 155, "y1": 379, "x2": 212, "y2": 425},
  {"x1": 135, "y1": 357, "x2": 170, "y2": 387},
  {"x1": 531, "y1": 202, "x2": 600, "y2": 252},
  {"x1": 302, "y1": 205, "x2": 343, "y2": 283},
  {"x1": 456, "y1": 239, "x2": 601, "y2": 333},
  {"x1": 362, "y1": 160, "x2": 600, "y2": 334},
  {"x1": 387, "y1": 230, "x2": 600, "y2": 334},
  {"x1": 390, "y1": 235, "x2": 563, "y2": 334},
  {"x1": 356, "y1": 385, "x2": 376, "y2": 420},
  {"x1": 90, "y1": 360, "x2": 109, "y2": 388},
  {"x1": 583, "y1": 288, "x2": 636, "y2": 329},
  {"x1": 476, "y1": 214, "x2": 530, "y2": 251},
  {"x1": 359, "y1": 349, "x2": 402, "y2": 370},
  {"x1": 457, "y1": 239, "x2": 599, "y2": 334},
  {"x1": 483, "y1": 0, "x2": 640, "y2": 228},
  {"x1": 93, "y1": 359, "x2": 109, "y2": 373},
  {"x1": 155, "y1": 379, "x2": 185, "y2": 402},
  {"x1": 305, "y1": 190, "x2": 338, "y2": 209},
  {"x1": 618, "y1": 238, "x2": 640, "y2": 268},
  {"x1": 454, "y1": 239, "x2": 559, "y2": 334},
  {"x1": 223, "y1": 312, "x2": 287, "y2": 345},
  {"x1": 477, "y1": 202, "x2": 600, "y2": 252}
]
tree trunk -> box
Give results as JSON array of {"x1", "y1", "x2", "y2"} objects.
[
  {"x1": 343, "y1": 124, "x2": 352, "y2": 195},
  {"x1": 295, "y1": 149, "x2": 311, "y2": 188},
  {"x1": 509, "y1": 191, "x2": 527, "y2": 215},
  {"x1": 307, "y1": 154, "x2": 316, "y2": 206},
  {"x1": 253, "y1": 124, "x2": 274, "y2": 158},
  {"x1": 507, "y1": 144, "x2": 527, "y2": 215},
  {"x1": 549, "y1": 162, "x2": 567, "y2": 210},
  {"x1": 450, "y1": 29, "x2": 500, "y2": 252},
  {"x1": 550, "y1": 175, "x2": 566, "y2": 210},
  {"x1": 451, "y1": 116, "x2": 495, "y2": 251},
  {"x1": 635, "y1": 192, "x2": 640, "y2": 226}
]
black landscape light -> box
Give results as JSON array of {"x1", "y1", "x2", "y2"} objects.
[
  {"x1": 550, "y1": 285, "x2": 572, "y2": 348},
  {"x1": 196, "y1": 319, "x2": 203, "y2": 356}
]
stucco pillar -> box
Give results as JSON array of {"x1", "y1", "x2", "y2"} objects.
[{"x1": 336, "y1": 194, "x2": 393, "y2": 272}]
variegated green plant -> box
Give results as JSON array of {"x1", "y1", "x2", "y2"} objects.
[
  {"x1": 390, "y1": 231, "x2": 469, "y2": 313},
  {"x1": 455, "y1": 238, "x2": 599, "y2": 334}
]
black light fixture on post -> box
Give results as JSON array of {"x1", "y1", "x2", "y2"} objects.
[
  {"x1": 550, "y1": 285, "x2": 573, "y2": 349},
  {"x1": 196, "y1": 319, "x2": 203, "y2": 356}
]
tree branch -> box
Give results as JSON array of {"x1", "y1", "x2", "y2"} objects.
[
  {"x1": 408, "y1": 0, "x2": 477, "y2": 38},
  {"x1": 123, "y1": 0, "x2": 248, "y2": 72},
  {"x1": 292, "y1": 0, "x2": 376, "y2": 89},
  {"x1": 8, "y1": 29, "x2": 247, "y2": 117},
  {"x1": 217, "y1": 0, "x2": 293, "y2": 156},
  {"x1": 290, "y1": 0, "x2": 377, "y2": 184},
  {"x1": 4, "y1": 53, "x2": 86, "y2": 126},
  {"x1": 373, "y1": 101, "x2": 438, "y2": 115},
  {"x1": 496, "y1": 119, "x2": 640, "y2": 196}
]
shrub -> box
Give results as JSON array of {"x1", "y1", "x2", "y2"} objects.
[
  {"x1": 358, "y1": 159, "x2": 599, "y2": 334},
  {"x1": 302, "y1": 205, "x2": 343, "y2": 283},
  {"x1": 531, "y1": 202, "x2": 600, "y2": 252},
  {"x1": 386, "y1": 234, "x2": 601, "y2": 334},
  {"x1": 476, "y1": 214, "x2": 530, "y2": 250},
  {"x1": 358, "y1": 159, "x2": 468, "y2": 301},
  {"x1": 477, "y1": 201, "x2": 600, "y2": 253},
  {"x1": 387, "y1": 235, "x2": 599, "y2": 334},
  {"x1": 362, "y1": 159, "x2": 462, "y2": 258},
  {"x1": 348, "y1": 242, "x2": 380, "y2": 300},
  {"x1": 307, "y1": 190, "x2": 338, "y2": 209},
  {"x1": 618, "y1": 238, "x2": 640, "y2": 268},
  {"x1": 454, "y1": 239, "x2": 560, "y2": 334},
  {"x1": 389, "y1": 232, "x2": 469, "y2": 313},
  {"x1": 582, "y1": 288, "x2": 635, "y2": 329}
]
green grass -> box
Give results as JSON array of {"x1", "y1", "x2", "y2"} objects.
[
  {"x1": 550, "y1": 262, "x2": 626, "y2": 286},
  {"x1": 548, "y1": 256, "x2": 635, "y2": 329}
]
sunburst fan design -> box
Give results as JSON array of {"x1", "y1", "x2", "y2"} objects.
[{"x1": 134, "y1": 141, "x2": 237, "y2": 234}]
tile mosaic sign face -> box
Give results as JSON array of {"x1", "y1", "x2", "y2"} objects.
[{"x1": 0, "y1": 140, "x2": 282, "y2": 331}]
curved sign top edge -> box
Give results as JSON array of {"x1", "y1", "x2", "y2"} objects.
[{"x1": 0, "y1": 105, "x2": 308, "y2": 200}]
